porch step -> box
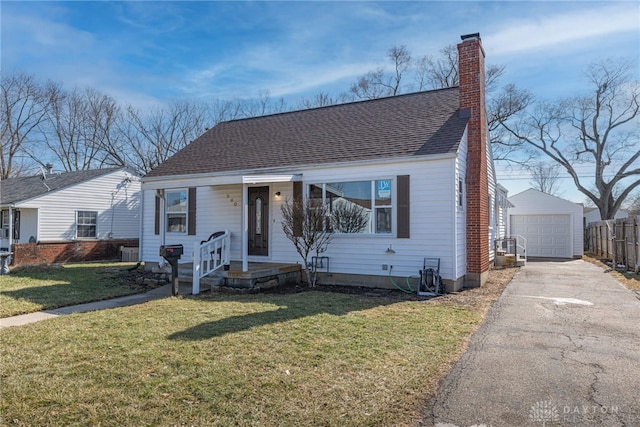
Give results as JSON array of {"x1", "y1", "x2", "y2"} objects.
[
  {"x1": 177, "y1": 275, "x2": 224, "y2": 294},
  {"x1": 176, "y1": 261, "x2": 302, "y2": 292}
]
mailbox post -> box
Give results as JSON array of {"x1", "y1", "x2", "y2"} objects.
[{"x1": 159, "y1": 244, "x2": 183, "y2": 296}]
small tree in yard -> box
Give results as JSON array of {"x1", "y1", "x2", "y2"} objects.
[{"x1": 281, "y1": 196, "x2": 333, "y2": 286}]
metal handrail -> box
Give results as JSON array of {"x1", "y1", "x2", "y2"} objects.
[
  {"x1": 192, "y1": 230, "x2": 230, "y2": 295},
  {"x1": 514, "y1": 234, "x2": 527, "y2": 263}
]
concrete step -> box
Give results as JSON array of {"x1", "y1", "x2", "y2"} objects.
[{"x1": 177, "y1": 275, "x2": 224, "y2": 293}]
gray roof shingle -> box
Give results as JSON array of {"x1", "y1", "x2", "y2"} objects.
[
  {"x1": 0, "y1": 168, "x2": 124, "y2": 205},
  {"x1": 145, "y1": 87, "x2": 467, "y2": 178}
]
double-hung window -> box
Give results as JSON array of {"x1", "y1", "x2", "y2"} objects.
[
  {"x1": 77, "y1": 211, "x2": 97, "y2": 238},
  {"x1": 1, "y1": 211, "x2": 9, "y2": 239},
  {"x1": 310, "y1": 179, "x2": 393, "y2": 235},
  {"x1": 166, "y1": 190, "x2": 187, "y2": 233}
]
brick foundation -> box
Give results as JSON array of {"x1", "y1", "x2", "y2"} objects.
[{"x1": 11, "y1": 239, "x2": 139, "y2": 265}]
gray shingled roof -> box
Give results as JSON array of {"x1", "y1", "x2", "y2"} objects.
[
  {"x1": 0, "y1": 168, "x2": 123, "y2": 205},
  {"x1": 145, "y1": 87, "x2": 467, "y2": 178}
]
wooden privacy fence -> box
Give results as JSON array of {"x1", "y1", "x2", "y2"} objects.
[{"x1": 585, "y1": 216, "x2": 639, "y2": 273}]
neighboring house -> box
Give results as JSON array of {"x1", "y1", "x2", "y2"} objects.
[
  {"x1": 0, "y1": 167, "x2": 141, "y2": 265},
  {"x1": 141, "y1": 33, "x2": 497, "y2": 292},
  {"x1": 583, "y1": 206, "x2": 628, "y2": 226},
  {"x1": 507, "y1": 188, "x2": 583, "y2": 259},
  {"x1": 495, "y1": 184, "x2": 514, "y2": 240}
]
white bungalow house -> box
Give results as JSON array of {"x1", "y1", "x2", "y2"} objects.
[
  {"x1": 141, "y1": 33, "x2": 500, "y2": 293},
  {"x1": 0, "y1": 167, "x2": 141, "y2": 266}
]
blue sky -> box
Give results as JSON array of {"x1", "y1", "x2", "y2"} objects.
[{"x1": 2, "y1": 1, "x2": 639, "y2": 202}]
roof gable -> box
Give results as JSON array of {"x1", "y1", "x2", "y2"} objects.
[
  {"x1": 146, "y1": 88, "x2": 466, "y2": 178},
  {"x1": 509, "y1": 188, "x2": 582, "y2": 210},
  {"x1": 0, "y1": 168, "x2": 125, "y2": 205}
]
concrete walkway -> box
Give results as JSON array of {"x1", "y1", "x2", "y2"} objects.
[
  {"x1": 0, "y1": 283, "x2": 183, "y2": 329},
  {"x1": 424, "y1": 259, "x2": 640, "y2": 427}
]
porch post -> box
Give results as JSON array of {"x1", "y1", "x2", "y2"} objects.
[
  {"x1": 242, "y1": 184, "x2": 249, "y2": 272},
  {"x1": 192, "y1": 241, "x2": 201, "y2": 295},
  {"x1": 8, "y1": 207, "x2": 13, "y2": 249}
]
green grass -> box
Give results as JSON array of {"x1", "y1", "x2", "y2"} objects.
[
  {"x1": 0, "y1": 292, "x2": 481, "y2": 426},
  {"x1": 0, "y1": 262, "x2": 147, "y2": 318}
]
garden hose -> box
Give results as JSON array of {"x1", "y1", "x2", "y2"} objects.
[{"x1": 388, "y1": 267, "x2": 417, "y2": 294}]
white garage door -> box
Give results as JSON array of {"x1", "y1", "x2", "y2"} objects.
[{"x1": 510, "y1": 215, "x2": 571, "y2": 258}]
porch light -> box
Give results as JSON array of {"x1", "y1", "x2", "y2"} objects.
[{"x1": 275, "y1": 191, "x2": 281, "y2": 197}]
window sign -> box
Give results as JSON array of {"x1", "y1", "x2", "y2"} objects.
[{"x1": 377, "y1": 180, "x2": 391, "y2": 199}]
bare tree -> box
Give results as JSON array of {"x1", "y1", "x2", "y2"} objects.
[
  {"x1": 627, "y1": 192, "x2": 640, "y2": 216},
  {"x1": 1, "y1": 72, "x2": 60, "y2": 178},
  {"x1": 348, "y1": 43, "x2": 530, "y2": 165},
  {"x1": 297, "y1": 92, "x2": 339, "y2": 109},
  {"x1": 528, "y1": 162, "x2": 564, "y2": 197},
  {"x1": 330, "y1": 200, "x2": 369, "y2": 233},
  {"x1": 499, "y1": 59, "x2": 640, "y2": 219},
  {"x1": 489, "y1": 84, "x2": 535, "y2": 164},
  {"x1": 350, "y1": 45, "x2": 412, "y2": 100},
  {"x1": 118, "y1": 100, "x2": 209, "y2": 174},
  {"x1": 239, "y1": 90, "x2": 288, "y2": 118},
  {"x1": 281, "y1": 196, "x2": 333, "y2": 286},
  {"x1": 39, "y1": 87, "x2": 120, "y2": 171},
  {"x1": 417, "y1": 44, "x2": 458, "y2": 90}
]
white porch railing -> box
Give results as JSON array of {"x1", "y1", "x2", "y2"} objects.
[
  {"x1": 192, "y1": 230, "x2": 231, "y2": 295},
  {"x1": 494, "y1": 235, "x2": 527, "y2": 266}
]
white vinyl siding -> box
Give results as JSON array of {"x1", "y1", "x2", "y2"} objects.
[
  {"x1": 17, "y1": 170, "x2": 140, "y2": 242},
  {"x1": 453, "y1": 129, "x2": 468, "y2": 279},
  {"x1": 141, "y1": 155, "x2": 466, "y2": 283}
]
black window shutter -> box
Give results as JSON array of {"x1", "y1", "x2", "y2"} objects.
[
  {"x1": 293, "y1": 181, "x2": 303, "y2": 237},
  {"x1": 188, "y1": 187, "x2": 197, "y2": 235},
  {"x1": 397, "y1": 175, "x2": 410, "y2": 238},
  {"x1": 154, "y1": 194, "x2": 160, "y2": 235},
  {"x1": 13, "y1": 211, "x2": 20, "y2": 240}
]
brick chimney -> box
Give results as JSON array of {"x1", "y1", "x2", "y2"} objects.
[{"x1": 458, "y1": 33, "x2": 489, "y2": 287}]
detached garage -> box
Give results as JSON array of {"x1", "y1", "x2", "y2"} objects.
[{"x1": 508, "y1": 189, "x2": 583, "y2": 259}]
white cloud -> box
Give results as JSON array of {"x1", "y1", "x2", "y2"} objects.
[{"x1": 486, "y1": 4, "x2": 639, "y2": 57}]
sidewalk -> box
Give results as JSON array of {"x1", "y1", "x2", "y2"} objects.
[
  {"x1": 0, "y1": 283, "x2": 184, "y2": 329},
  {"x1": 423, "y1": 259, "x2": 640, "y2": 427}
]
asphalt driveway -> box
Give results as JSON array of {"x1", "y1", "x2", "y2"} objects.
[{"x1": 423, "y1": 259, "x2": 640, "y2": 427}]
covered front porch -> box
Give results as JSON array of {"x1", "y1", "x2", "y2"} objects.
[{"x1": 176, "y1": 260, "x2": 302, "y2": 294}]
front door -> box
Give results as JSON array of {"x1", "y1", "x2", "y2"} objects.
[{"x1": 248, "y1": 186, "x2": 269, "y2": 256}]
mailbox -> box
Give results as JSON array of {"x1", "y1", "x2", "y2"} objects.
[
  {"x1": 159, "y1": 244, "x2": 184, "y2": 296},
  {"x1": 160, "y1": 244, "x2": 183, "y2": 258}
]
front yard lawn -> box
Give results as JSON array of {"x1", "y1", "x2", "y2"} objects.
[
  {"x1": 0, "y1": 262, "x2": 152, "y2": 318},
  {"x1": 0, "y1": 268, "x2": 516, "y2": 426}
]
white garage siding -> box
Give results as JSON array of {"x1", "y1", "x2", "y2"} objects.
[
  {"x1": 507, "y1": 189, "x2": 583, "y2": 259},
  {"x1": 510, "y1": 214, "x2": 571, "y2": 258}
]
